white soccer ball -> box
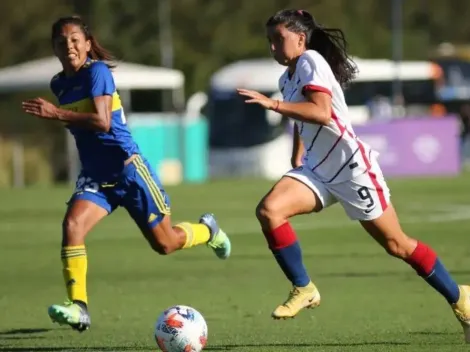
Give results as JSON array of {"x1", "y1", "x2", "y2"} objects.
[{"x1": 154, "y1": 305, "x2": 208, "y2": 352}]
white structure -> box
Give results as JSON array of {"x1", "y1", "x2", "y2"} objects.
[
  {"x1": 0, "y1": 56, "x2": 184, "y2": 91},
  {"x1": 0, "y1": 56, "x2": 186, "y2": 186}
]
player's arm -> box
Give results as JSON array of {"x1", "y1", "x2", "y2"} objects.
[
  {"x1": 273, "y1": 92, "x2": 331, "y2": 126},
  {"x1": 55, "y1": 96, "x2": 111, "y2": 132},
  {"x1": 55, "y1": 63, "x2": 114, "y2": 132},
  {"x1": 273, "y1": 55, "x2": 332, "y2": 126},
  {"x1": 291, "y1": 123, "x2": 304, "y2": 168}
]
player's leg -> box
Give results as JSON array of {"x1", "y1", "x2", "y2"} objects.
[
  {"x1": 340, "y1": 165, "x2": 462, "y2": 306},
  {"x1": 123, "y1": 155, "x2": 231, "y2": 259},
  {"x1": 331, "y1": 164, "x2": 469, "y2": 342},
  {"x1": 133, "y1": 212, "x2": 227, "y2": 257},
  {"x1": 360, "y1": 206, "x2": 470, "y2": 342},
  {"x1": 257, "y1": 167, "x2": 336, "y2": 319},
  {"x1": 360, "y1": 204, "x2": 460, "y2": 301},
  {"x1": 49, "y1": 178, "x2": 114, "y2": 332}
]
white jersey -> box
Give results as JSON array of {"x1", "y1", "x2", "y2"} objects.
[{"x1": 280, "y1": 50, "x2": 373, "y2": 184}]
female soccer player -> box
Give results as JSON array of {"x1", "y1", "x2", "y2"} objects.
[
  {"x1": 238, "y1": 9, "x2": 470, "y2": 342},
  {"x1": 22, "y1": 16, "x2": 231, "y2": 332}
]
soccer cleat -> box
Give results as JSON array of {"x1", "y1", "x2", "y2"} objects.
[
  {"x1": 272, "y1": 281, "x2": 321, "y2": 319},
  {"x1": 199, "y1": 213, "x2": 231, "y2": 260},
  {"x1": 48, "y1": 301, "x2": 91, "y2": 332},
  {"x1": 452, "y1": 285, "x2": 470, "y2": 343}
]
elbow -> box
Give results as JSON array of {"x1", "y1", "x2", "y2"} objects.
[
  {"x1": 323, "y1": 114, "x2": 332, "y2": 126},
  {"x1": 316, "y1": 113, "x2": 331, "y2": 126},
  {"x1": 308, "y1": 104, "x2": 331, "y2": 125},
  {"x1": 99, "y1": 123, "x2": 111, "y2": 133},
  {"x1": 96, "y1": 117, "x2": 111, "y2": 133}
]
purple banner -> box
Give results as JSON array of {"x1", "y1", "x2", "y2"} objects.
[{"x1": 354, "y1": 116, "x2": 461, "y2": 177}]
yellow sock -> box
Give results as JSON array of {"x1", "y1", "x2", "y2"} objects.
[
  {"x1": 175, "y1": 223, "x2": 211, "y2": 249},
  {"x1": 61, "y1": 245, "x2": 88, "y2": 305}
]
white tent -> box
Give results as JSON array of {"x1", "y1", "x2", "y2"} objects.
[{"x1": 0, "y1": 56, "x2": 184, "y2": 92}]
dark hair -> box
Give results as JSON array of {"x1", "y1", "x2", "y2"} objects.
[
  {"x1": 266, "y1": 9, "x2": 357, "y2": 86},
  {"x1": 51, "y1": 16, "x2": 116, "y2": 68}
]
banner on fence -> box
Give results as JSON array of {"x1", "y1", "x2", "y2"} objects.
[{"x1": 354, "y1": 116, "x2": 460, "y2": 177}]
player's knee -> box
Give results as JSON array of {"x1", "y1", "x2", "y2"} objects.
[
  {"x1": 62, "y1": 216, "x2": 85, "y2": 241},
  {"x1": 255, "y1": 201, "x2": 269, "y2": 223},
  {"x1": 256, "y1": 198, "x2": 284, "y2": 225}
]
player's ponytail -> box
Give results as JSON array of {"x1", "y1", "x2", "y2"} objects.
[
  {"x1": 51, "y1": 16, "x2": 116, "y2": 69},
  {"x1": 266, "y1": 9, "x2": 357, "y2": 86},
  {"x1": 87, "y1": 34, "x2": 117, "y2": 68}
]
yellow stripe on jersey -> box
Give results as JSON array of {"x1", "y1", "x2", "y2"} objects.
[
  {"x1": 60, "y1": 92, "x2": 122, "y2": 113},
  {"x1": 133, "y1": 155, "x2": 171, "y2": 215}
]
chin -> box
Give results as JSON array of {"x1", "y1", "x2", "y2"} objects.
[
  {"x1": 274, "y1": 57, "x2": 288, "y2": 66},
  {"x1": 69, "y1": 58, "x2": 86, "y2": 71}
]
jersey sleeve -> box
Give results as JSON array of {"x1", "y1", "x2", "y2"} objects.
[
  {"x1": 87, "y1": 62, "x2": 116, "y2": 98},
  {"x1": 297, "y1": 51, "x2": 333, "y2": 97},
  {"x1": 49, "y1": 74, "x2": 60, "y2": 99}
]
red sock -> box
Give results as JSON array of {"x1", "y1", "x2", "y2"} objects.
[
  {"x1": 404, "y1": 241, "x2": 459, "y2": 304},
  {"x1": 405, "y1": 241, "x2": 436, "y2": 276},
  {"x1": 263, "y1": 222, "x2": 297, "y2": 250}
]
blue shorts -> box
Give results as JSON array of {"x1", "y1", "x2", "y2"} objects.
[{"x1": 69, "y1": 155, "x2": 171, "y2": 229}]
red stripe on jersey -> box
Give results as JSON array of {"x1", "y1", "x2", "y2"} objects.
[
  {"x1": 331, "y1": 113, "x2": 346, "y2": 135},
  {"x1": 302, "y1": 84, "x2": 332, "y2": 97},
  {"x1": 331, "y1": 113, "x2": 388, "y2": 211},
  {"x1": 356, "y1": 138, "x2": 387, "y2": 211}
]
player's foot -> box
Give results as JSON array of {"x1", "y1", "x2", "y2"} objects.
[
  {"x1": 200, "y1": 213, "x2": 231, "y2": 260},
  {"x1": 272, "y1": 281, "x2": 321, "y2": 319},
  {"x1": 48, "y1": 301, "x2": 91, "y2": 332},
  {"x1": 452, "y1": 285, "x2": 470, "y2": 343}
]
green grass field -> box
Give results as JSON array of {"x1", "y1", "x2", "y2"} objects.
[{"x1": 1, "y1": 176, "x2": 470, "y2": 352}]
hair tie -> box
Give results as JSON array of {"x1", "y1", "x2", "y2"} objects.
[{"x1": 297, "y1": 10, "x2": 303, "y2": 15}]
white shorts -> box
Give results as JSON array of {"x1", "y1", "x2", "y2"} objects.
[{"x1": 285, "y1": 164, "x2": 391, "y2": 221}]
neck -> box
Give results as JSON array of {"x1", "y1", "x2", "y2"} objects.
[
  {"x1": 63, "y1": 59, "x2": 87, "y2": 77},
  {"x1": 63, "y1": 67, "x2": 76, "y2": 77},
  {"x1": 287, "y1": 56, "x2": 301, "y2": 76}
]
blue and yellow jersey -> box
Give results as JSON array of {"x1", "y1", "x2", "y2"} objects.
[{"x1": 50, "y1": 59, "x2": 140, "y2": 182}]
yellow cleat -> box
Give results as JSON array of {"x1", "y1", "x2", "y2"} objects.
[
  {"x1": 272, "y1": 281, "x2": 321, "y2": 319},
  {"x1": 452, "y1": 285, "x2": 470, "y2": 343}
]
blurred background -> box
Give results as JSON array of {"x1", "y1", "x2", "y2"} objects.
[
  {"x1": 3, "y1": 2, "x2": 470, "y2": 349},
  {"x1": 1, "y1": 0, "x2": 470, "y2": 187}
]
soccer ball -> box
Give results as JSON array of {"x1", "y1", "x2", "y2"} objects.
[{"x1": 154, "y1": 305, "x2": 208, "y2": 352}]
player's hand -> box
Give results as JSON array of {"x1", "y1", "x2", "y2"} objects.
[
  {"x1": 237, "y1": 89, "x2": 277, "y2": 110},
  {"x1": 22, "y1": 98, "x2": 59, "y2": 120}
]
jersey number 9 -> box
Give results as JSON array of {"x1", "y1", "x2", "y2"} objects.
[{"x1": 357, "y1": 186, "x2": 374, "y2": 208}]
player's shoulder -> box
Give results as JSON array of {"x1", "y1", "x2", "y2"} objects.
[
  {"x1": 51, "y1": 71, "x2": 61, "y2": 82},
  {"x1": 50, "y1": 72, "x2": 63, "y2": 95},
  {"x1": 84, "y1": 60, "x2": 112, "y2": 74},
  {"x1": 50, "y1": 71, "x2": 64, "y2": 84},
  {"x1": 298, "y1": 50, "x2": 329, "y2": 69}
]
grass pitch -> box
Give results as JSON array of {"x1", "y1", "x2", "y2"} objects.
[{"x1": 1, "y1": 176, "x2": 470, "y2": 351}]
